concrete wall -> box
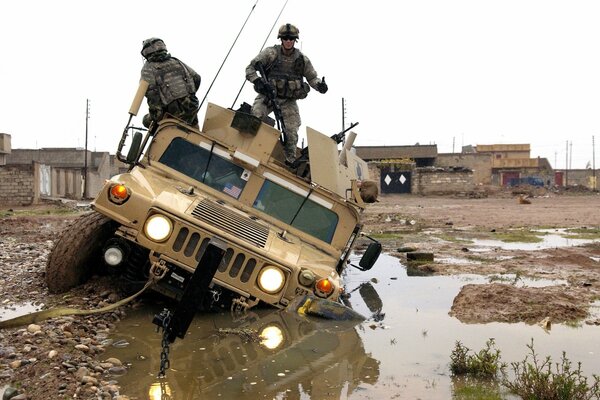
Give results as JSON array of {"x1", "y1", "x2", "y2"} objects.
[
  {"x1": 436, "y1": 153, "x2": 492, "y2": 185},
  {"x1": 562, "y1": 169, "x2": 600, "y2": 189},
  {"x1": 0, "y1": 163, "x2": 40, "y2": 205},
  {"x1": 7, "y1": 148, "x2": 87, "y2": 167},
  {"x1": 51, "y1": 168, "x2": 83, "y2": 199},
  {"x1": 6, "y1": 148, "x2": 121, "y2": 199}
]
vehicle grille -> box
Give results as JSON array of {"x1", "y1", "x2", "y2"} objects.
[{"x1": 191, "y1": 199, "x2": 269, "y2": 248}]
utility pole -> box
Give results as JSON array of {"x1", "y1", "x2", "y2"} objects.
[
  {"x1": 341, "y1": 97, "x2": 347, "y2": 145},
  {"x1": 565, "y1": 140, "x2": 568, "y2": 187},
  {"x1": 569, "y1": 141, "x2": 573, "y2": 170},
  {"x1": 341, "y1": 97, "x2": 346, "y2": 131},
  {"x1": 84, "y1": 99, "x2": 90, "y2": 198},
  {"x1": 452, "y1": 136, "x2": 455, "y2": 153},
  {"x1": 593, "y1": 135, "x2": 597, "y2": 190}
]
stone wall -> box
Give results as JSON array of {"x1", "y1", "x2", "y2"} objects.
[
  {"x1": 413, "y1": 168, "x2": 475, "y2": 195},
  {"x1": 0, "y1": 163, "x2": 40, "y2": 205}
]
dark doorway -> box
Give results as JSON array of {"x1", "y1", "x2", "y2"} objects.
[{"x1": 380, "y1": 168, "x2": 411, "y2": 194}]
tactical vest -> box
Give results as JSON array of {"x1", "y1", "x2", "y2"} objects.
[
  {"x1": 146, "y1": 58, "x2": 197, "y2": 106},
  {"x1": 266, "y1": 46, "x2": 310, "y2": 100}
]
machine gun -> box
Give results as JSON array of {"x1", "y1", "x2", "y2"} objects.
[
  {"x1": 290, "y1": 122, "x2": 359, "y2": 170},
  {"x1": 254, "y1": 61, "x2": 287, "y2": 145}
]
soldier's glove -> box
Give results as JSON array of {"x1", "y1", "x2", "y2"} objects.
[
  {"x1": 316, "y1": 77, "x2": 328, "y2": 94},
  {"x1": 253, "y1": 79, "x2": 272, "y2": 96}
]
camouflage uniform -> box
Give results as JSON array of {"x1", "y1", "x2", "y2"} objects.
[
  {"x1": 246, "y1": 45, "x2": 325, "y2": 163},
  {"x1": 141, "y1": 38, "x2": 201, "y2": 128}
]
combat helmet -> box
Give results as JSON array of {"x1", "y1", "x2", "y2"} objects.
[
  {"x1": 141, "y1": 37, "x2": 167, "y2": 58},
  {"x1": 277, "y1": 23, "x2": 299, "y2": 40}
]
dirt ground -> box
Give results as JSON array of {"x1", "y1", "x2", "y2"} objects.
[
  {"x1": 361, "y1": 191, "x2": 600, "y2": 326},
  {"x1": 1, "y1": 191, "x2": 600, "y2": 399}
]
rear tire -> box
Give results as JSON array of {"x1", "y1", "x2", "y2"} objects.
[{"x1": 46, "y1": 211, "x2": 117, "y2": 293}]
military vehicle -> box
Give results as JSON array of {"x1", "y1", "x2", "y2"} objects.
[{"x1": 45, "y1": 80, "x2": 381, "y2": 324}]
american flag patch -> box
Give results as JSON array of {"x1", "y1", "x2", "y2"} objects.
[{"x1": 223, "y1": 183, "x2": 242, "y2": 199}]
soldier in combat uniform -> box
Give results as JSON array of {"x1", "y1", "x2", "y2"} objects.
[
  {"x1": 140, "y1": 38, "x2": 201, "y2": 128},
  {"x1": 245, "y1": 24, "x2": 328, "y2": 164}
]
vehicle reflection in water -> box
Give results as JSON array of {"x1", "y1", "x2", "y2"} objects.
[
  {"x1": 103, "y1": 302, "x2": 380, "y2": 399},
  {"x1": 106, "y1": 253, "x2": 600, "y2": 399}
]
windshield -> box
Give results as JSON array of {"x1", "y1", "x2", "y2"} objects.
[
  {"x1": 159, "y1": 137, "x2": 248, "y2": 199},
  {"x1": 253, "y1": 180, "x2": 338, "y2": 243}
]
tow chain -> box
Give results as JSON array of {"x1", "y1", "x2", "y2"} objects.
[
  {"x1": 0, "y1": 260, "x2": 169, "y2": 330},
  {"x1": 155, "y1": 308, "x2": 173, "y2": 378}
]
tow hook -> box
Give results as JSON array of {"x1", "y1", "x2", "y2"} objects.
[{"x1": 152, "y1": 240, "x2": 226, "y2": 377}]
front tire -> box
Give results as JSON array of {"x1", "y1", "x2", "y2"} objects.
[{"x1": 46, "y1": 211, "x2": 117, "y2": 293}]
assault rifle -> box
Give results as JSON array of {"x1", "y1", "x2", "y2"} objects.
[
  {"x1": 254, "y1": 62, "x2": 287, "y2": 145},
  {"x1": 290, "y1": 122, "x2": 359, "y2": 169}
]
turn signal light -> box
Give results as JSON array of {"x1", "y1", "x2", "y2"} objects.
[
  {"x1": 315, "y1": 278, "x2": 334, "y2": 297},
  {"x1": 109, "y1": 184, "x2": 130, "y2": 204}
]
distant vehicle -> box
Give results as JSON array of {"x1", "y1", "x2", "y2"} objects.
[
  {"x1": 45, "y1": 80, "x2": 381, "y2": 323},
  {"x1": 509, "y1": 177, "x2": 545, "y2": 187}
]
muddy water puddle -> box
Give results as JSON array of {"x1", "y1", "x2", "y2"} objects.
[
  {"x1": 0, "y1": 301, "x2": 42, "y2": 320},
  {"x1": 467, "y1": 229, "x2": 599, "y2": 251},
  {"x1": 104, "y1": 254, "x2": 600, "y2": 399}
]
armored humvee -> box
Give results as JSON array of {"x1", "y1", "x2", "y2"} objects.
[{"x1": 45, "y1": 81, "x2": 380, "y2": 319}]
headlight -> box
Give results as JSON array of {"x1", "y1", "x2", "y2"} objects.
[
  {"x1": 259, "y1": 325, "x2": 284, "y2": 350},
  {"x1": 144, "y1": 214, "x2": 173, "y2": 242},
  {"x1": 257, "y1": 266, "x2": 285, "y2": 294}
]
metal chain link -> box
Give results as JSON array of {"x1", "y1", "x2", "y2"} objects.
[
  {"x1": 160, "y1": 378, "x2": 172, "y2": 400},
  {"x1": 157, "y1": 309, "x2": 172, "y2": 378}
]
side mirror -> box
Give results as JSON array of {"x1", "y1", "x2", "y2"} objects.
[
  {"x1": 126, "y1": 131, "x2": 143, "y2": 164},
  {"x1": 357, "y1": 242, "x2": 381, "y2": 271}
]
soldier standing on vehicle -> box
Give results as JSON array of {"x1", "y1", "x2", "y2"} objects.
[
  {"x1": 245, "y1": 24, "x2": 328, "y2": 164},
  {"x1": 140, "y1": 38, "x2": 201, "y2": 128}
]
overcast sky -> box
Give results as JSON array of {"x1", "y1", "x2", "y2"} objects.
[{"x1": 2, "y1": 0, "x2": 599, "y2": 169}]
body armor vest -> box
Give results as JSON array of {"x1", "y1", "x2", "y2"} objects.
[
  {"x1": 145, "y1": 57, "x2": 197, "y2": 106},
  {"x1": 266, "y1": 46, "x2": 310, "y2": 99}
]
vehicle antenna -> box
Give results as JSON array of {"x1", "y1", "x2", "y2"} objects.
[
  {"x1": 230, "y1": 0, "x2": 289, "y2": 109},
  {"x1": 199, "y1": 0, "x2": 260, "y2": 111}
]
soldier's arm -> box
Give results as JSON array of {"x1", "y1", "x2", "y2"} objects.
[
  {"x1": 303, "y1": 56, "x2": 321, "y2": 89},
  {"x1": 186, "y1": 64, "x2": 202, "y2": 91},
  {"x1": 245, "y1": 47, "x2": 277, "y2": 82}
]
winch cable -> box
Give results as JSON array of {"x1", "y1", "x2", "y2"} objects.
[
  {"x1": 199, "y1": 0, "x2": 260, "y2": 111},
  {"x1": 0, "y1": 262, "x2": 168, "y2": 330},
  {"x1": 230, "y1": 0, "x2": 290, "y2": 109}
]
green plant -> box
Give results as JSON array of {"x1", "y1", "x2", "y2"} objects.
[
  {"x1": 450, "y1": 339, "x2": 505, "y2": 379},
  {"x1": 502, "y1": 339, "x2": 600, "y2": 399}
]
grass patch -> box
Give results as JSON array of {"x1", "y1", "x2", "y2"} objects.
[
  {"x1": 369, "y1": 232, "x2": 405, "y2": 239},
  {"x1": 465, "y1": 254, "x2": 493, "y2": 263},
  {"x1": 0, "y1": 207, "x2": 82, "y2": 217},
  {"x1": 502, "y1": 339, "x2": 600, "y2": 399},
  {"x1": 488, "y1": 272, "x2": 522, "y2": 285},
  {"x1": 434, "y1": 234, "x2": 474, "y2": 244},
  {"x1": 452, "y1": 376, "x2": 504, "y2": 400},
  {"x1": 562, "y1": 228, "x2": 600, "y2": 240},
  {"x1": 451, "y1": 339, "x2": 600, "y2": 399},
  {"x1": 492, "y1": 230, "x2": 544, "y2": 243}
]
